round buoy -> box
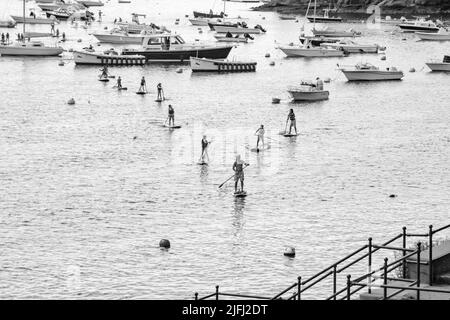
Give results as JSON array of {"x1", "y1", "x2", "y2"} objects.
[
  {"x1": 176, "y1": 68, "x2": 183, "y2": 73},
  {"x1": 389, "y1": 194, "x2": 397, "y2": 198},
  {"x1": 269, "y1": 61, "x2": 275, "y2": 66},
  {"x1": 380, "y1": 55, "x2": 386, "y2": 61},
  {"x1": 185, "y1": 14, "x2": 189, "y2": 18},
  {"x1": 262, "y1": 17, "x2": 266, "y2": 20},
  {"x1": 272, "y1": 98, "x2": 281, "y2": 104},
  {"x1": 77, "y1": 39, "x2": 82, "y2": 43},
  {"x1": 409, "y1": 67, "x2": 416, "y2": 73},
  {"x1": 324, "y1": 77, "x2": 331, "y2": 83},
  {"x1": 175, "y1": 21, "x2": 179, "y2": 25},
  {"x1": 133, "y1": 136, "x2": 137, "y2": 140},
  {"x1": 198, "y1": 30, "x2": 203, "y2": 33},
  {"x1": 58, "y1": 61, "x2": 65, "y2": 66},
  {"x1": 265, "y1": 53, "x2": 270, "y2": 58},
  {"x1": 284, "y1": 247, "x2": 295, "y2": 257},
  {"x1": 67, "y1": 98, "x2": 75, "y2": 105},
  {"x1": 159, "y1": 239, "x2": 171, "y2": 249}
]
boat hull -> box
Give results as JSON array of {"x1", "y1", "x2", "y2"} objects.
[
  {"x1": 341, "y1": 70, "x2": 404, "y2": 81},
  {"x1": 279, "y1": 46, "x2": 345, "y2": 57},
  {"x1": 399, "y1": 25, "x2": 439, "y2": 33},
  {"x1": 214, "y1": 35, "x2": 248, "y2": 43},
  {"x1": 123, "y1": 46, "x2": 233, "y2": 62},
  {"x1": 416, "y1": 32, "x2": 450, "y2": 41},
  {"x1": 93, "y1": 33, "x2": 143, "y2": 44},
  {"x1": 10, "y1": 15, "x2": 57, "y2": 25},
  {"x1": 0, "y1": 45, "x2": 63, "y2": 56},
  {"x1": 307, "y1": 17, "x2": 342, "y2": 23},
  {"x1": 322, "y1": 43, "x2": 379, "y2": 53},
  {"x1": 190, "y1": 57, "x2": 256, "y2": 72},
  {"x1": 189, "y1": 19, "x2": 211, "y2": 26},
  {"x1": 426, "y1": 63, "x2": 450, "y2": 71},
  {"x1": 193, "y1": 11, "x2": 224, "y2": 19},
  {"x1": 214, "y1": 26, "x2": 262, "y2": 34},
  {"x1": 73, "y1": 50, "x2": 145, "y2": 65},
  {"x1": 288, "y1": 90, "x2": 329, "y2": 101}
]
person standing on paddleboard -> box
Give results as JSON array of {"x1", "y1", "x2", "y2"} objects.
[
  {"x1": 233, "y1": 155, "x2": 248, "y2": 193},
  {"x1": 117, "y1": 76, "x2": 122, "y2": 90},
  {"x1": 138, "y1": 76, "x2": 147, "y2": 93},
  {"x1": 200, "y1": 135, "x2": 211, "y2": 163},
  {"x1": 168, "y1": 105, "x2": 175, "y2": 127},
  {"x1": 100, "y1": 65, "x2": 109, "y2": 79},
  {"x1": 287, "y1": 109, "x2": 297, "y2": 135},
  {"x1": 157, "y1": 83, "x2": 164, "y2": 101},
  {"x1": 255, "y1": 125, "x2": 265, "y2": 152}
]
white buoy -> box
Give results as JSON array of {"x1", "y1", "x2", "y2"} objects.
[
  {"x1": 68, "y1": 48, "x2": 73, "y2": 52},
  {"x1": 269, "y1": 61, "x2": 275, "y2": 66},
  {"x1": 324, "y1": 77, "x2": 331, "y2": 83},
  {"x1": 409, "y1": 67, "x2": 416, "y2": 73},
  {"x1": 380, "y1": 55, "x2": 386, "y2": 61},
  {"x1": 272, "y1": 97, "x2": 281, "y2": 104},
  {"x1": 284, "y1": 247, "x2": 295, "y2": 257},
  {"x1": 77, "y1": 39, "x2": 82, "y2": 43},
  {"x1": 58, "y1": 61, "x2": 65, "y2": 66},
  {"x1": 159, "y1": 239, "x2": 171, "y2": 249},
  {"x1": 176, "y1": 68, "x2": 183, "y2": 73},
  {"x1": 265, "y1": 53, "x2": 270, "y2": 58},
  {"x1": 67, "y1": 98, "x2": 75, "y2": 105}
]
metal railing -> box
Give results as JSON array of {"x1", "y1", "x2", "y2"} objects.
[{"x1": 194, "y1": 224, "x2": 450, "y2": 300}]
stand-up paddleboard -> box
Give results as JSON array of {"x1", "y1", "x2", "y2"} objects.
[
  {"x1": 155, "y1": 98, "x2": 165, "y2": 102},
  {"x1": 197, "y1": 161, "x2": 208, "y2": 166},
  {"x1": 136, "y1": 91, "x2": 148, "y2": 95},
  {"x1": 162, "y1": 124, "x2": 182, "y2": 129},
  {"x1": 99, "y1": 78, "x2": 109, "y2": 82},
  {"x1": 234, "y1": 191, "x2": 247, "y2": 198},
  {"x1": 117, "y1": 87, "x2": 128, "y2": 91},
  {"x1": 283, "y1": 133, "x2": 299, "y2": 137},
  {"x1": 249, "y1": 146, "x2": 271, "y2": 153}
]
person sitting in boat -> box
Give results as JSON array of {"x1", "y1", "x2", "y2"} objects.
[
  {"x1": 233, "y1": 155, "x2": 248, "y2": 194},
  {"x1": 241, "y1": 21, "x2": 248, "y2": 28},
  {"x1": 226, "y1": 31, "x2": 233, "y2": 38},
  {"x1": 255, "y1": 125, "x2": 265, "y2": 152},
  {"x1": 287, "y1": 109, "x2": 297, "y2": 135},
  {"x1": 168, "y1": 105, "x2": 175, "y2": 127}
]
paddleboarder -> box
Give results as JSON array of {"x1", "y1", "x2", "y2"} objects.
[
  {"x1": 255, "y1": 125, "x2": 265, "y2": 152},
  {"x1": 233, "y1": 155, "x2": 248, "y2": 194},
  {"x1": 100, "y1": 65, "x2": 109, "y2": 79},
  {"x1": 138, "y1": 76, "x2": 147, "y2": 93},
  {"x1": 286, "y1": 109, "x2": 297, "y2": 135},
  {"x1": 168, "y1": 105, "x2": 175, "y2": 127},
  {"x1": 200, "y1": 135, "x2": 211, "y2": 163},
  {"x1": 157, "y1": 83, "x2": 164, "y2": 101},
  {"x1": 117, "y1": 76, "x2": 122, "y2": 89}
]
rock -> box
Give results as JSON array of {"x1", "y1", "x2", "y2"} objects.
[
  {"x1": 159, "y1": 239, "x2": 170, "y2": 249},
  {"x1": 67, "y1": 98, "x2": 75, "y2": 105}
]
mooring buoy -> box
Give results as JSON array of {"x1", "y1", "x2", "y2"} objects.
[
  {"x1": 67, "y1": 98, "x2": 75, "y2": 105},
  {"x1": 159, "y1": 239, "x2": 171, "y2": 249},
  {"x1": 284, "y1": 247, "x2": 295, "y2": 257}
]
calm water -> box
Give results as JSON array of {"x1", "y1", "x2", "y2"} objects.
[{"x1": 0, "y1": 0, "x2": 449, "y2": 299}]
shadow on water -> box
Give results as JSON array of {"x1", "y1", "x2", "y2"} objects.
[{"x1": 232, "y1": 197, "x2": 246, "y2": 238}]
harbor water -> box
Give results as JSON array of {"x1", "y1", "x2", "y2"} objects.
[{"x1": 0, "y1": 0, "x2": 449, "y2": 299}]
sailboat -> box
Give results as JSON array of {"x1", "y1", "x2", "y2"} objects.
[{"x1": 0, "y1": 0, "x2": 64, "y2": 56}]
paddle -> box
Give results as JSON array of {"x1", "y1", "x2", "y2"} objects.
[{"x1": 218, "y1": 164, "x2": 249, "y2": 189}]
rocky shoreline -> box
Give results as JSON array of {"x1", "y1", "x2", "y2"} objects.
[{"x1": 253, "y1": 1, "x2": 450, "y2": 16}]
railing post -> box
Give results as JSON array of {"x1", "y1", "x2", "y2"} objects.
[
  {"x1": 215, "y1": 285, "x2": 219, "y2": 301},
  {"x1": 383, "y1": 257, "x2": 388, "y2": 300},
  {"x1": 297, "y1": 276, "x2": 302, "y2": 301},
  {"x1": 417, "y1": 243, "x2": 421, "y2": 300},
  {"x1": 368, "y1": 237, "x2": 372, "y2": 294},
  {"x1": 402, "y1": 227, "x2": 407, "y2": 278},
  {"x1": 333, "y1": 265, "x2": 337, "y2": 300},
  {"x1": 346, "y1": 275, "x2": 351, "y2": 300},
  {"x1": 429, "y1": 225, "x2": 433, "y2": 286},
  {"x1": 195, "y1": 292, "x2": 198, "y2": 300}
]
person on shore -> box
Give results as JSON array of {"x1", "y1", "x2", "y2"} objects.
[
  {"x1": 233, "y1": 155, "x2": 247, "y2": 193},
  {"x1": 255, "y1": 124, "x2": 265, "y2": 152},
  {"x1": 138, "y1": 76, "x2": 147, "y2": 93},
  {"x1": 167, "y1": 105, "x2": 175, "y2": 127},
  {"x1": 62, "y1": 32, "x2": 66, "y2": 42},
  {"x1": 286, "y1": 109, "x2": 297, "y2": 135},
  {"x1": 200, "y1": 135, "x2": 211, "y2": 163},
  {"x1": 157, "y1": 83, "x2": 164, "y2": 100},
  {"x1": 117, "y1": 76, "x2": 122, "y2": 89}
]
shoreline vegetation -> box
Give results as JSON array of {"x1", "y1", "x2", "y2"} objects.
[{"x1": 252, "y1": 1, "x2": 450, "y2": 16}]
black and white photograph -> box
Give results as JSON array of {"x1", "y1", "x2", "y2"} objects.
[{"x1": 1, "y1": 0, "x2": 449, "y2": 314}]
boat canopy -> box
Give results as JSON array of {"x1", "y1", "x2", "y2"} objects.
[{"x1": 142, "y1": 33, "x2": 185, "y2": 47}]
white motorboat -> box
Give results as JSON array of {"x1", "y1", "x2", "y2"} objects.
[
  {"x1": 312, "y1": 27, "x2": 361, "y2": 37},
  {"x1": 278, "y1": 39, "x2": 346, "y2": 57},
  {"x1": 10, "y1": 15, "x2": 59, "y2": 25},
  {"x1": 73, "y1": 49, "x2": 145, "y2": 65},
  {"x1": 0, "y1": 20, "x2": 17, "y2": 28},
  {"x1": 399, "y1": 18, "x2": 440, "y2": 33},
  {"x1": 93, "y1": 27, "x2": 157, "y2": 44},
  {"x1": 375, "y1": 16, "x2": 411, "y2": 25},
  {"x1": 320, "y1": 40, "x2": 385, "y2": 53},
  {"x1": 339, "y1": 63, "x2": 404, "y2": 81},
  {"x1": 416, "y1": 28, "x2": 450, "y2": 41},
  {"x1": 77, "y1": 0, "x2": 104, "y2": 7},
  {"x1": 190, "y1": 56, "x2": 256, "y2": 72},
  {"x1": 288, "y1": 83, "x2": 329, "y2": 101},
  {"x1": 0, "y1": 41, "x2": 63, "y2": 56},
  {"x1": 189, "y1": 18, "x2": 214, "y2": 26},
  {"x1": 426, "y1": 55, "x2": 450, "y2": 71},
  {"x1": 214, "y1": 24, "x2": 266, "y2": 34}
]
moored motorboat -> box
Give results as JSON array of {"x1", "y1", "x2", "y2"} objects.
[
  {"x1": 92, "y1": 27, "x2": 160, "y2": 44},
  {"x1": 190, "y1": 56, "x2": 256, "y2": 72},
  {"x1": 321, "y1": 40, "x2": 385, "y2": 54},
  {"x1": 312, "y1": 27, "x2": 361, "y2": 38},
  {"x1": 77, "y1": 0, "x2": 104, "y2": 7},
  {"x1": 214, "y1": 33, "x2": 253, "y2": 43},
  {"x1": 0, "y1": 20, "x2": 17, "y2": 28},
  {"x1": 214, "y1": 24, "x2": 266, "y2": 34},
  {"x1": 416, "y1": 28, "x2": 450, "y2": 41},
  {"x1": 0, "y1": 41, "x2": 63, "y2": 56},
  {"x1": 278, "y1": 38, "x2": 346, "y2": 57},
  {"x1": 299, "y1": 36, "x2": 339, "y2": 47},
  {"x1": 73, "y1": 49, "x2": 145, "y2": 65},
  {"x1": 122, "y1": 33, "x2": 233, "y2": 62},
  {"x1": 45, "y1": 8, "x2": 72, "y2": 20},
  {"x1": 399, "y1": 18, "x2": 440, "y2": 33},
  {"x1": 339, "y1": 62, "x2": 404, "y2": 81},
  {"x1": 193, "y1": 11, "x2": 225, "y2": 19},
  {"x1": 426, "y1": 55, "x2": 450, "y2": 71},
  {"x1": 288, "y1": 82, "x2": 329, "y2": 101},
  {"x1": 11, "y1": 15, "x2": 59, "y2": 25}
]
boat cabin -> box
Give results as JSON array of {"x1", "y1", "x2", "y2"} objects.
[{"x1": 141, "y1": 33, "x2": 186, "y2": 50}]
